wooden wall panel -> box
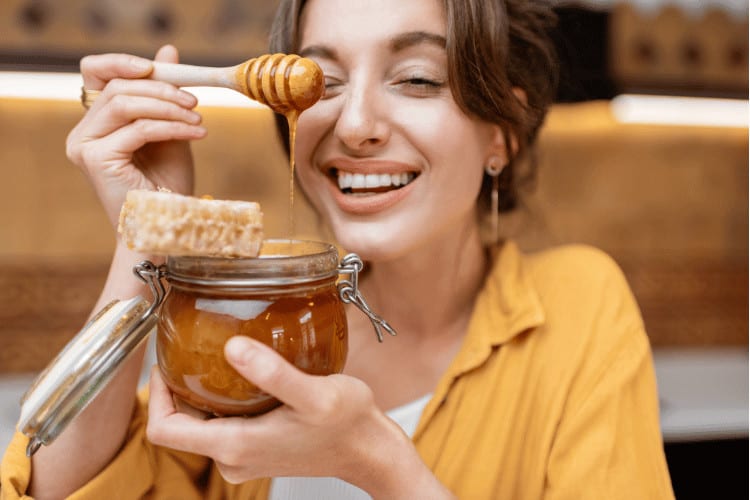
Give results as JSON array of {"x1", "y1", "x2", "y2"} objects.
[
  {"x1": 509, "y1": 102, "x2": 748, "y2": 347},
  {"x1": 610, "y1": 4, "x2": 748, "y2": 95},
  {"x1": 0, "y1": 0, "x2": 280, "y2": 66},
  {"x1": 0, "y1": 98, "x2": 746, "y2": 372}
]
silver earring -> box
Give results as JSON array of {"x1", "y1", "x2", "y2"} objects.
[{"x1": 485, "y1": 158, "x2": 505, "y2": 245}]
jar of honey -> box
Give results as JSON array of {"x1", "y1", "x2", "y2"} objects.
[
  {"x1": 18, "y1": 239, "x2": 396, "y2": 456},
  {"x1": 158, "y1": 239, "x2": 348, "y2": 416}
]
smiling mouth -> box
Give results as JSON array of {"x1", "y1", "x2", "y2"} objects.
[{"x1": 328, "y1": 169, "x2": 418, "y2": 196}]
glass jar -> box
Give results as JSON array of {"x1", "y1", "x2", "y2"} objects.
[
  {"x1": 18, "y1": 239, "x2": 395, "y2": 457},
  {"x1": 158, "y1": 239, "x2": 347, "y2": 416}
]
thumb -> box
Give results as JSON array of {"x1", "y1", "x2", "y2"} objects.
[
  {"x1": 154, "y1": 44, "x2": 179, "y2": 64},
  {"x1": 224, "y1": 336, "x2": 322, "y2": 412}
]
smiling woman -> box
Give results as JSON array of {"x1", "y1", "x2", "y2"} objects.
[
  {"x1": 269, "y1": 1, "x2": 558, "y2": 257},
  {"x1": 1, "y1": 1, "x2": 675, "y2": 499}
]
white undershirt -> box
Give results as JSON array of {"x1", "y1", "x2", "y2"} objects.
[{"x1": 268, "y1": 394, "x2": 432, "y2": 500}]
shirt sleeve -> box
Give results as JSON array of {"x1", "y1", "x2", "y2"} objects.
[
  {"x1": 1, "y1": 431, "x2": 34, "y2": 500},
  {"x1": 1, "y1": 390, "x2": 212, "y2": 500},
  {"x1": 544, "y1": 324, "x2": 675, "y2": 500}
]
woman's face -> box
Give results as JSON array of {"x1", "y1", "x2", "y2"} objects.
[{"x1": 295, "y1": 0, "x2": 503, "y2": 261}]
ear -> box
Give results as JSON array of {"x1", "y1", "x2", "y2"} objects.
[
  {"x1": 485, "y1": 86, "x2": 527, "y2": 165},
  {"x1": 486, "y1": 123, "x2": 510, "y2": 167}
]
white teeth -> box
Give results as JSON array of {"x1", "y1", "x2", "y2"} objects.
[
  {"x1": 351, "y1": 173, "x2": 366, "y2": 189},
  {"x1": 335, "y1": 170, "x2": 417, "y2": 191},
  {"x1": 365, "y1": 173, "x2": 380, "y2": 188},
  {"x1": 338, "y1": 172, "x2": 353, "y2": 189}
]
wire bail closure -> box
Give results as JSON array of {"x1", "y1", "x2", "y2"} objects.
[
  {"x1": 337, "y1": 254, "x2": 397, "y2": 342},
  {"x1": 133, "y1": 260, "x2": 167, "y2": 313}
]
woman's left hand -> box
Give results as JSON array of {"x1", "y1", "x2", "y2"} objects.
[{"x1": 146, "y1": 337, "x2": 438, "y2": 497}]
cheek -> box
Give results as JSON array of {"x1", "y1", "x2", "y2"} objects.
[
  {"x1": 398, "y1": 102, "x2": 491, "y2": 182},
  {"x1": 397, "y1": 98, "x2": 486, "y2": 151},
  {"x1": 294, "y1": 108, "x2": 330, "y2": 170},
  {"x1": 408, "y1": 107, "x2": 493, "y2": 214}
]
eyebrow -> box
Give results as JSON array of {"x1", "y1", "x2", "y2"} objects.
[
  {"x1": 390, "y1": 31, "x2": 446, "y2": 53},
  {"x1": 299, "y1": 45, "x2": 337, "y2": 60},
  {"x1": 299, "y1": 31, "x2": 446, "y2": 61}
]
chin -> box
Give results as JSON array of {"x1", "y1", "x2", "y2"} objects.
[{"x1": 329, "y1": 220, "x2": 417, "y2": 263}]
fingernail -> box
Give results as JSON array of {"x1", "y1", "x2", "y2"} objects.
[
  {"x1": 130, "y1": 57, "x2": 152, "y2": 72},
  {"x1": 179, "y1": 91, "x2": 197, "y2": 107},
  {"x1": 186, "y1": 111, "x2": 201, "y2": 124},
  {"x1": 225, "y1": 337, "x2": 255, "y2": 364}
]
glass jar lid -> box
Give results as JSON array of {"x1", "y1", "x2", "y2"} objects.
[
  {"x1": 18, "y1": 262, "x2": 165, "y2": 457},
  {"x1": 165, "y1": 239, "x2": 340, "y2": 289},
  {"x1": 19, "y1": 295, "x2": 156, "y2": 456}
]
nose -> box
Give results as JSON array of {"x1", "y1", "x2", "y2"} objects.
[{"x1": 333, "y1": 84, "x2": 390, "y2": 153}]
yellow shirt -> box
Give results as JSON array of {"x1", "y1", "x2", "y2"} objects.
[{"x1": 1, "y1": 242, "x2": 675, "y2": 499}]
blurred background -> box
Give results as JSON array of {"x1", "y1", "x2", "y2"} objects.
[{"x1": 0, "y1": 0, "x2": 747, "y2": 498}]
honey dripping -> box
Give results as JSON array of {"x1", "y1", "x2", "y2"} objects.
[
  {"x1": 287, "y1": 110, "x2": 298, "y2": 240},
  {"x1": 148, "y1": 54, "x2": 324, "y2": 238},
  {"x1": 244, "y1": 54, "x2": 324, "y2": 239}
]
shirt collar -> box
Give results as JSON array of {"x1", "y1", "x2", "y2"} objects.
[
  {"x1": 414, "y1": 241, "x2": 545, "y2": 440},
  {"x1": 455, "y1": 240, "x2": 544, "y2": 367},
  {"x1": 477, "y1": 240, "x2": 547, "y2": 345},
  {"x1": 454, "y1": 240, "x2": 546, "y2": 357}
]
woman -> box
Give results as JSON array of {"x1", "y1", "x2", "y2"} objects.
[{"x1": 1, "y1": 0, "x2": 675, "y2": 498}]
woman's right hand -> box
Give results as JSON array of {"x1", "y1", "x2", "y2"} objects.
[{"x1": 66, "y1": 45, "x2": 207, "y2": 230}]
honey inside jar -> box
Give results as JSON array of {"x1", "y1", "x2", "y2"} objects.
[{"x1": 156, "y1": 240, "x2": 348, "y2": 416}]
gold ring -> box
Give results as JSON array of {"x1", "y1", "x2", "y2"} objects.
[{"x1": 80, "y1": 87, "x2": 101, "y2": 109}]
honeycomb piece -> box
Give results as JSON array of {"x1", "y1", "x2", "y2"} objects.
[{"x1": 117, "y1": 189, "x2": 263, "y2": 257}]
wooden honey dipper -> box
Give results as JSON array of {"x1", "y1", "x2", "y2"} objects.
[{"x1": 149, "y1": 53, "x2": 324, "y2": 113}]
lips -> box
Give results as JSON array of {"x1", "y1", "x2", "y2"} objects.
[
  {"x1": 321, "y1": 158, "x2": 421, "y2": 214},
  {"x1": 336, "y1": 171, "x2": 417, "y2": 194}
]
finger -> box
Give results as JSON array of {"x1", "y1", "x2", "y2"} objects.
[
  {"x1": 103, "y1": 78, "x2": 198, "y2": 108},
  {"x1": 82, "y1": 93, "x2": 201, "y2": 139},
  {"x1": 79, "y1": 77, "x2": 196, "y2": 118},
  {"x1": 147, "y1": 366, "x2": 210, "y2": 419},
  {"x1": 93, "y1": 118, "x2": 206, "y2": 155},
  {"x1": 148, "y1": 365, "x2": 178, "y2": 419},
  {"x1": 154, "y1": 44, "x2": 179, "y2": 64},
  {"x1": 80, "y1": 53, "x2": 154, "y2": 90},
  {"x1": 173, "y1": 395, "x2": 212, "y2": 420},
  {"x1": 148, "y1": 366, "x2": 254, "y2": 458},
  {"x1": 147, "y1": 367, "x2": 210, "y2": 447},
  {"x1": 71, "y1": 117, "x2": 204, "y2": 169},
  {"x1": 224, "y1": 337, "x2": 326, "y2": 413}
]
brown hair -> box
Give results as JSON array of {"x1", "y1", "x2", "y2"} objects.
[{"x1": 269, "y1": 0, "x2": 558, "y2": 213}]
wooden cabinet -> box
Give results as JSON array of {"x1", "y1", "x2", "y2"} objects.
[
  {"x1": 610, "y1": 4, "x2": 748, "y2": 95},
  {"x1": 0, "y1": 0, "x2": 279, "y2": 66}
]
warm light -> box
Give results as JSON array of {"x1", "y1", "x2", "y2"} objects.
[
  {"x1": 611, "y1": 94, "x2": 748, "y2": 128},
  {"x1": 0, "y1": 71, "x2": 264, "y2": 108},
  {"x1": 2, "y1": 72, "x2": 748, "y2": 127}
]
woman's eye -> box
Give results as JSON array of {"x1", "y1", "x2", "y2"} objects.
[
  {"x1": 404, "y1": 77, "x2": 441, "y2": 87},
  {"x1": 396, "y1": 76, "x2": 445, "y2": 96},
  {"x1": 322, "y1": 76, "x2": 344, "y2": 98}
]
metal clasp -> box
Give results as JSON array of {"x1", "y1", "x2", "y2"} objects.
[
  {"x1": 337, "y1": 254, "x2": 397, "y2": 342},
  {"x1": 133, "y1": 260, "x2": 168, "y2": 313}
]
